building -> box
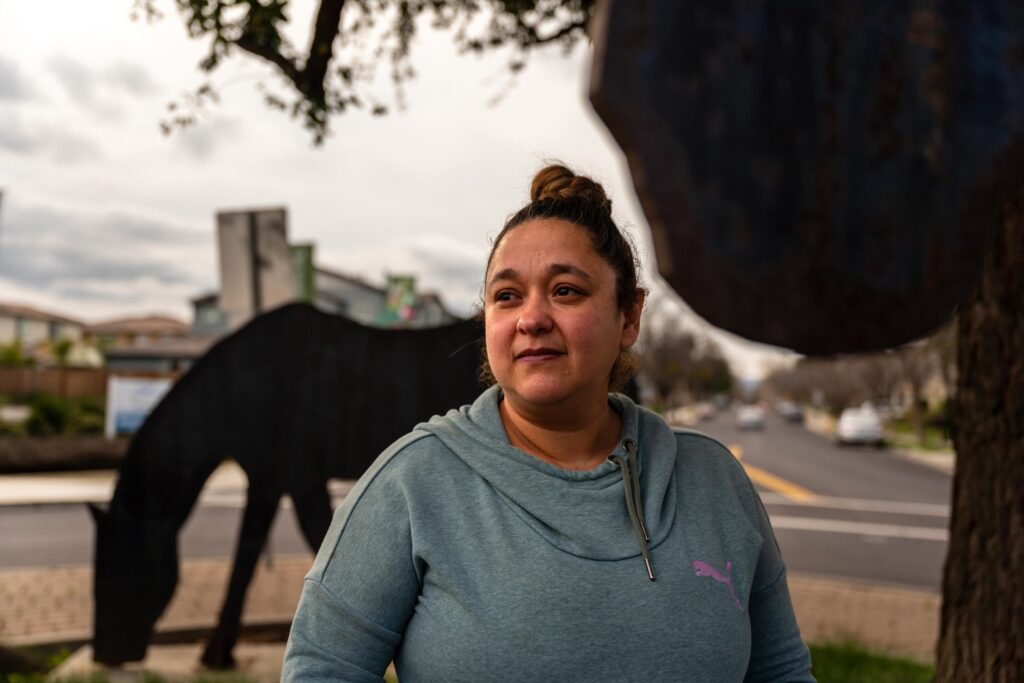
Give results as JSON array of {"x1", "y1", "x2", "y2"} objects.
[
  {"x1": 190, "y1": 207, "x2": 457, "y2": 337},
  {"x1": 103, "y1": 337, "x2": 214, "y2": 373},
  {"x1": 0, "y1": 302, "x2": 83, "y2": 348},
  {"x1": 83, "y1": 315, "x2": 191, "y2": 349}
]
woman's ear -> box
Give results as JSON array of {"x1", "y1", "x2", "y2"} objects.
[{"x1": 620, "y1": 290, "x2": 646, "y2": 349}]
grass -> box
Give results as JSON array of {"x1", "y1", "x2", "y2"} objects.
[
  {"x1": 0, "y1": 643, "x2": 256, "y2": 683},
  {"x1": 2, "y1": 641, "x2": 931, "y2": 682},
  {"x1": 885, "y1": 419, "x2": 953, "y2": 453},
  {"x1": 810, "y1": 641, "x2": 934, "y2": 683},
  {"x1": 3, "y1": 673, "x2": 256, "y2": 683}
]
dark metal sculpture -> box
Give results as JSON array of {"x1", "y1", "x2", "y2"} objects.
[
  {"x1": 90, "y1": 303, "x2": 483, "y2": 668},
  {"x1": 590, "y1": 0, "x2": 1024, "y2": 354}
]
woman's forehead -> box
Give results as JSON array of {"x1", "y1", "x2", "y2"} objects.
[{"x1": 488, "y1": 219, "x2": 604, "y2": 273}]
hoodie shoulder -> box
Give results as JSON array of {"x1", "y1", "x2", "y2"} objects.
[
  {"x1": 670, "y1": 426, "x2": 737, "y2": 460},
  {"x1": 670, "y1": 427, "x2": 760, "y2": 502}
]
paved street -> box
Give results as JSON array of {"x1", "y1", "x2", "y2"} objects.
[{"x1": 692, "y1": 409, "x2": 952, "y2": 590}]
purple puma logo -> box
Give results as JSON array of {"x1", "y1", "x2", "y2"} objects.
[{"x1": 692, "y1": 560, "x2": 744, "y2": 611}]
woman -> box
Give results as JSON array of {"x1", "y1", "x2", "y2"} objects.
[{"x1": 282, "y1": 165, "x2": 814, "y2": 682}]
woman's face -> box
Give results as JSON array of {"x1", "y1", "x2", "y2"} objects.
[{"x1": 484, "y1": 218, "x2": 642, "y2": 412}]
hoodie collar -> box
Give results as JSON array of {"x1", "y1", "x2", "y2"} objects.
[{"x1": 418, "y1": 386, "x2": 678, "y2": 561}]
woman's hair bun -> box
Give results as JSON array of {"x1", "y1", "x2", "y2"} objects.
[{"x1": 530, "y1": 164, "x2": 611, "y2": 212}]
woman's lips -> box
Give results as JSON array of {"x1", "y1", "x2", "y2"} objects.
[{"x1": 516, "y1": 349, "x2": 564, "y2": 362}]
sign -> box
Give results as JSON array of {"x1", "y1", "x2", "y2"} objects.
[
  {"x1": 104, "y1": 376, "x2": 173, "y2": 438},
  {"x1": 290, "y1": 243, "x2": 315, "y2": 302}
]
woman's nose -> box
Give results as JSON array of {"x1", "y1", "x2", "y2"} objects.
[{"x1": 516, "y1": 296, "x2": 553, "y2": 335}]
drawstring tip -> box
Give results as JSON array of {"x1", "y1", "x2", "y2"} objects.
[{"x1": 644, "y1": 556, "x2": 656, "y2": 581}]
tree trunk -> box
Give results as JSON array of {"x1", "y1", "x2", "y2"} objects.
[{"x1": 936, "y1": 201, "x2": 1024, "y2": 681}]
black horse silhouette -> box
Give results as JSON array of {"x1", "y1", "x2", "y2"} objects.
[{"x1": 90, "y1": 303, "x2": 483, "y2": 668}]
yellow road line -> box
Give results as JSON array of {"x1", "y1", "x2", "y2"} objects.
[
  {"x1": 728, "y1": 443, "x2": 818, "y2": 503},
  {"x1": 741, "y1": 463, "x2": 820, "y2": 503}
]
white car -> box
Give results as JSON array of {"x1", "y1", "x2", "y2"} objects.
[
  {"x1": 736, "y1": 405, "x2": 765, "y2": 430},
  {"x1": 835, "y1": 408, "x2": 885, "y2": 447}
]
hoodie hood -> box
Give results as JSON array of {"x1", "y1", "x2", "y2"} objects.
[{"x1": 417, "y1": 386, "x2": 679, "y2": 563}]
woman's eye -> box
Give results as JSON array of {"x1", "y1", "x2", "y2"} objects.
[
  {"x1": 554, "y1": 285, "x2": 579, "y2": 297},
  {"x1": 494, "y1": 290, "x2": 517, "y2": 302}
]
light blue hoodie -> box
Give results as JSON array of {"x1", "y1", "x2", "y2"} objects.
[{"x1": 282, "y1": 387, "x2": 814, "y2": 682}]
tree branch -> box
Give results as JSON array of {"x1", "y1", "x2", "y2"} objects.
[
  {"x1": 303, "y1": 0, "x2": 348, "y2": 103},
  {"x1": 235, "y1": 32, "x2": 303, "y2": 87},
  {"x1": 517, "y1": 17, "x2": 588, "y2": 47}
]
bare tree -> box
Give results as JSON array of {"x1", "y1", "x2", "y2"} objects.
[{"x1": 637, "y1": 316, "x2": 696, "y2": 410}]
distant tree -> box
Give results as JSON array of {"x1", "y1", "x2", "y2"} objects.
[
  {"x1": 894, "y1": 342, "x2": 936, "y2": 447},
  {"x1": 689, "y1": 339, "x2": 732, "y2": 400},
  {"x1": 52, "y1": 338, "x2": 74, "y2": 368},
  {"x1": 851, "y1": 352, "x2": 901, "y2": 406},
  {"x1": 637, "y1": 316, "x2": 695, "y2": 410},
  {"x1": 137, "y1": 0, "x2": 597, "y2": 142},
  {"x1": 927, "y1": 317, "x2": 958, "y2": 401},
  {"x1": 0, "y1": 342, "x2": 32, "y2": 368}
]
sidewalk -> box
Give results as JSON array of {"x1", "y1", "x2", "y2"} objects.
[
  {"x1": 2, "y1": 557, "x2": 941, "y2": 673},
  {"x1": 0, "y1": 462, "x2": 249, "y2": 507}
]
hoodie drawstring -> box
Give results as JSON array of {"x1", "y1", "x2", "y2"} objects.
[{"x1": 612, "y1": 440, "x2": 655, "y2": 581}]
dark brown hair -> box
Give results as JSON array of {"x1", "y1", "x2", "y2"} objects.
[{"x1": 480, "y1": 163, "x2": 644, "y2": 391}]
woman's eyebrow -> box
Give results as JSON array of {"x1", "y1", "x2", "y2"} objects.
[
  {"x1": 488, "y1": 268, "x2": 518, "y2": 287},
  {"x1": 549, "y1": 263, "x2": 593, "y2": 281}
]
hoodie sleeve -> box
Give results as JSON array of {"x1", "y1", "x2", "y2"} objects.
[
  {"x1": 282, "y1": 444, "x2": 422, "y2": 682},
  {"x1": 743, "y1": 493, "x2": 816, "y2": 682}
]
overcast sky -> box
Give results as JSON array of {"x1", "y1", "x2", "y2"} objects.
[{"x1": 0, "y1": 1, "x2": 795, "y2": 378}]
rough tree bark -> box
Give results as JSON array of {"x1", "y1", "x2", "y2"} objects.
[{"x1": 937, "y1": 199, "x2": 1024, "y2": 681}]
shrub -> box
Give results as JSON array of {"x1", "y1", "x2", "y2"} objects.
[{"x1": 25, "y1": 396, "x2": 72, "y2": 436}]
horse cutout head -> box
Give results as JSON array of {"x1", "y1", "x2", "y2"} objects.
[{"x1": 91, "y1": 501, "x2": 179, "y2": 665}]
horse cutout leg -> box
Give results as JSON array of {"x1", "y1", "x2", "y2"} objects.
[
  {"x1": 201, "y1": 487, "x2": 283, "y2": 668},
  {"x1": 289, "y1": 478, "x2": 334, "y2": 553}
]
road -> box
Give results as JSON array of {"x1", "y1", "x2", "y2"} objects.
[
  {"x1": 693, "y1": 409, "x2": 951, "y2": 590},
  {"x1": 2, "y1": 410, "x2": 952, "y2": 590}
]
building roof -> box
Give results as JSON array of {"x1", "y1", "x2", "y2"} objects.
[
  {"x1": 418, "y1": 291, "x2": 460, "y2": 320},
  {"x1": 83, "y1": 315, "x2": 189, "y2": 337},
  {"x1": 314, "y1": 267, "x2": 386, "y2": 294},
  {"x1": 190, "y1": 290, "x2": 219, "y2": 305},
  {"x1": 0, "y1": 302, "x2": 83, "y2": 327},
  {"x1": 103, "y1": 337, "x2": 214, "y2": 359}
]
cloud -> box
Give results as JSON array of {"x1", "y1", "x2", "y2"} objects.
[
  {"x1": 0, "y1": 116, "x2": 39, "y2": 154},
  {"x1": 0, "y1": 200, "x2": 214, "y2": 319},
  {"x1": 48, "y1": 55, "x2": 98, "y2": 106},
  {"x1": 0, "y1": 111, "x2": 100, "y2": 162},
  {"x1": 176, "y1": 116, "x2": 242, "y2": 160},
  {"x1": 0, "y1": 54, "x2": 35, "y2": 101},
  {"x1": 46, "y1": 55, "x2": 161, "y2": 119},
  {"x1": 101, "y1": 62, "x2": 158, "y2": 95}
]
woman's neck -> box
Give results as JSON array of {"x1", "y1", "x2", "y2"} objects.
[{"x1": 498, "y1": 394, "x2": 621, "y2": 471}]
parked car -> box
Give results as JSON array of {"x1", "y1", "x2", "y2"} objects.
[
  {"x1": 776, "y1": 401, "x2": 805, "y2": 424},
  {"x1": 736, "y1": 405, "x2": 765, "y2": 430},
  {"x1": 835, "y1": 407, "x2": 885, "y2": 447},
  {"x1": 696, "y1": 402, "x2": 716, "y2": 421}
]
